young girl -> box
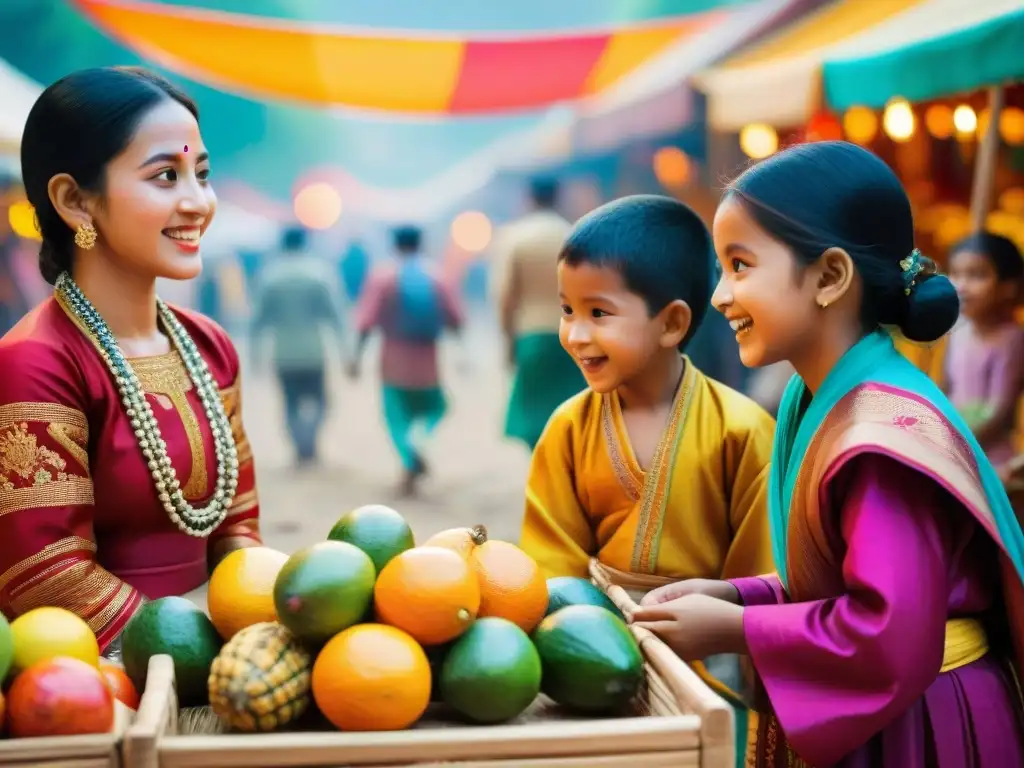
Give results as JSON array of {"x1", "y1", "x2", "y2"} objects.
[
  {"x1": 946, "y1": 231, "x2": 1024, "y2": 471},
  {"x1": 631, "y1": 141, "x2": 1024, "y2": 766}
]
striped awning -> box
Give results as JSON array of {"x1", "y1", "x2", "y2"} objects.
[
  {"x1": 694, "y1": 0, "x2": 925, "y2": 130},
  {"x1": 75, "y1": 0, "x2": 718, "y2": 115},
  {"x1": 824, "y1": 0, "x2": 1024, "y2": 110}
]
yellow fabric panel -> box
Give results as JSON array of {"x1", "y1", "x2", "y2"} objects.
[
  {"x1": 893, "y1": 334, "x2": 948, "y2": 386},
  {"x1": 81, "y1": 0, "x2": 465, "y2": 112},
  {"x1": 519, "y1": 365, "x2": 776, "y2": 581},
  {"x1": 723, "y1": 0, "x2": 926, "y2": 70},
  {"x1": 583, "y1": 17, "x2": 712, "y2": 95}
]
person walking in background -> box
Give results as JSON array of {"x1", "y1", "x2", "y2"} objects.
[
  {"x1": 492, "y1": 177, "x2": 585, "y2": 450},
  {"x1": 350, "y1": 225, "x2": 463, "y2": 497},
  {"x1": 252, "y1": 225, "x2": 344, "y2": 466}
]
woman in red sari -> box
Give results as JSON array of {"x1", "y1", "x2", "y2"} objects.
[{"x1": 0, "y1": 67, "x2": 261, "y2": 658}]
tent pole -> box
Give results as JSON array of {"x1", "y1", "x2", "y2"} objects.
[{"x1": 969, "y1": 84, "x2": 1005, "y2": 231}]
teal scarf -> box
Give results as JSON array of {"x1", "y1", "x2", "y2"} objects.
[{"x1": 768, "y1": 329, "x2": 1024, "y2": 588}]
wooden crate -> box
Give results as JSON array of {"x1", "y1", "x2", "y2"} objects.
[
  {"x1": 0, "y1": 700, "x2": 133, "y2": 768},
  {"x1": 123, "y1": 625, "x2": 734, "y2": 768}
]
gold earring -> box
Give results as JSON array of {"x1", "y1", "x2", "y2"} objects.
[
  {"x1": 74, "y1": 223, "x2": 97, "y2": 251},
  {"x1": 818, "y1": 299, "x2": 829, "y2": 309}
]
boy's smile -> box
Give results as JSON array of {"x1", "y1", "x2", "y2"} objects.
[{"x1": 558, "y1": 261, "x2": 665, "y2": 394}]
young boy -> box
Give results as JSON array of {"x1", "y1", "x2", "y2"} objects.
[
  {"x1": 519, "y1": 196, "x2": 775, "y2": 762},
  {"x1": 520, "y1": 194, "x2": 775, "y2": 583}
]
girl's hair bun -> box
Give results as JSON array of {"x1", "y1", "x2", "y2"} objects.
[{"x1": 898, "y1": 256, "x2": 959, "y2": 343}]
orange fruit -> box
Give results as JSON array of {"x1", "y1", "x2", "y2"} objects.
[
  {"x1": 312, "y1": 624, "x2": 430, "y2": 731},
  {"x1": 7, "y1": 656, "x2": 114, "y2": 737},
  {"x1": 99, "y1": 659, "x2": 140, "y2": 710},
  {"x1": 208, "y1": 546, "x2": 290, "y2": 640},
  {"x1": 472, "y1": 540, "x2": 549, "y2": 633},
  {"x1": 427, "y1": 527, "x2": 548, "y2": 633},
  {"x1": 374, "y1": 547, "x2": 480, "y2": 645},
  {"x1": 423, "y1": 525, "x2": 488, "y2": 560},
  {"x1": 10, "y1": 607, "x2": 99, "y2": 673}
]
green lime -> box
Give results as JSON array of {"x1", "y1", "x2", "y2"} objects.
[
  {"x1": 274, "y1": 541, "x2": 376, "y2": 647},
  {"x1": 545, "y1": 576, "x2": 624, "y2": 619},
  {"x1": 440, "y1": 618, "x2": 541, "y2": 723},
  {"x1": 0, "y1": 613, "x2": 13, "y2": 681},
  {"x1": 532, "y1": 605, "x2": 643, "y2": 713},
  {"x1": 121, "y1": 596, "x2": 223, "y2": 706},
  {"x1": 328, "y1": 504, "x2": 415, "y2": 574}
]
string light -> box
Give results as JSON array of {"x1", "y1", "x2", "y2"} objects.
[{"x1": 882, "y1": 99, "x2": 915, "y2": 142}]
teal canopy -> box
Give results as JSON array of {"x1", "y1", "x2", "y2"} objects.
[{"x1": 824, "y1": 5, "x2": 1024, "y2": 110}]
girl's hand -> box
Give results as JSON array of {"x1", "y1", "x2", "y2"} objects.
[
  {"x1": 630, "y1": 593, "x2": 746, "y2": 660},
  {"x1": 640, "y1": 579, "x2": 740, "y2": 607}
]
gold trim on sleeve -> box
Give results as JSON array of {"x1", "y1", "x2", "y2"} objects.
[
  {"x1": 226, "y1": 488, "x2": 258, "y2": 519},
  {"x1": 0, "y1": 477, "x2": 94, "y2": 517},
  {"x1": 0, "y1": 535, "x2": 97, "y2": 594}
]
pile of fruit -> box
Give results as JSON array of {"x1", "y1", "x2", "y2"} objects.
[
  {"x1": 0, "y1": 606, "x2": 140, "y2": 739},
  {"x1": 119, "y1": 504, "x2": 644, "y2": 733}
]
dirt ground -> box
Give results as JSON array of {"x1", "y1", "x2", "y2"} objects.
[{"x1": 231, "y1": 311, "x2": 531, "y2": 561}]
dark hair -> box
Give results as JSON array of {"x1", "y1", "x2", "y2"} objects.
[
  {"x1": 724, "y1": 141, "x2": 958, "y2": 343},
  {"x1": 950, "y1": 230, "x2": 1024, "y2": 283},
  {"x1": 393, "y1": 225, "x2": 422, "y2": 253},
  {"x1": 559, "y1": 194, "x2": 713, "y2": 350},
  {"x1": 282, "y1": 226, "x2": 308, "y2": 253},
  {"x1": 529, "y1": 177, "x2": 559, "y2": 209},
  {"x1": 20, "y1": 66, "x2": 199, "y2": 285}
]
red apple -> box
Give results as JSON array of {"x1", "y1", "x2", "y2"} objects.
[{"x1": 7, "y1": 656, "x2": 114, "y2": 738}]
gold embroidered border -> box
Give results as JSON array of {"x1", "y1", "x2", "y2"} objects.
[
  {"x1": 226, "y1": 488, "x2": 258, "y2": 519},
  {"x1": 601, "y1": 397, "x2": 643, "y2": 501},
  {"x1": 0, "y1": 402, "x2": 87, "y2": 430},
  {"x1": 0, "y1": 535, "x2": 96, "y2": 594},
  {"x1": 129, "y1": 352, "x2": 209, "y2": 500},
  {"x1": 46, "y1": 424, "x2": 90, "y2": 473},
  {"x1": 0, "y1": 477, "x2": 94, "y2": 517},
  {"x1": 220, "y1": 380, "x2": 252, "y2": 465},
  {"x1": 131, "y1": 352, "x2": 192, "y2": 393},
  {"x1": 9, "y1": 558, "x2": 122, "y2": 622},
  {"x1": 786, "y1": 385, "x2": 990, "y2": 602},
  {"x1": 88, "y1": 582, "x2": 137, "y2": 636},
  {"x1": 629, "y1": 360, "x2": 698, "y2": 574}
]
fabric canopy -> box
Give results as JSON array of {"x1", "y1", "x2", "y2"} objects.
[
  {"x1": 694, "y1": 0, "x2": 924, "y2": 130},
  {"x1": 824, "y1": 0, "x2": 1024, "y2": 110},
  {"x1": 75, "y1": 0, "x2": 717, "y2": 115},
  {"x1": 573, "y1": 0, "x2": 796, "y2": 152},
  {"x1": 0, "y1": 57, "x2": 41, "y2": 153}
]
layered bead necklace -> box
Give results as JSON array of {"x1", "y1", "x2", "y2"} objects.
[{"x1": 56, "y1": 272, "x2": 239, "y2": 537}]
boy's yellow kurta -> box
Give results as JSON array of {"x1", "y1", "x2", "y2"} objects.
[{"x1": 521, "y1": 359, "x2": 775, "y2": 583}]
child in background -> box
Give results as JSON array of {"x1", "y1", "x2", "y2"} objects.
[{"x1": 946, "y1": 231, "x2": 1024, "y2": 472}]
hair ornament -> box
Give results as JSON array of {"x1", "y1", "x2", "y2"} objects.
[{"x1": 899, "y1": 248, "x2": 934, "y2": 295}]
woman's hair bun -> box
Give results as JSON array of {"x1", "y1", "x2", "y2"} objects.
[{"x1": 898, "y1": 257, "x2": 960, "y2": 343}]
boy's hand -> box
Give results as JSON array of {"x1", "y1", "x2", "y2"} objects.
[
  {"x1": 631, "y1": 593, "x2": 745, "y2": 660},
  {"x1": 640, "y1": 579, "x2": 739, "y2": 607}
]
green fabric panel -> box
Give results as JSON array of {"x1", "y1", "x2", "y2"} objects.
[{"x1": 824, "y1": 8, "x2": 1024, "y2": 110}]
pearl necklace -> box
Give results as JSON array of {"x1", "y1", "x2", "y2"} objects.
[{"x1": 55, "y1": 272, "x2": 239, "y2": 537}]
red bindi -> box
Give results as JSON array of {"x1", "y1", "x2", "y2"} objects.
[{"x1": 183, "y1": 145, "x2": 189, "y2": 153}]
